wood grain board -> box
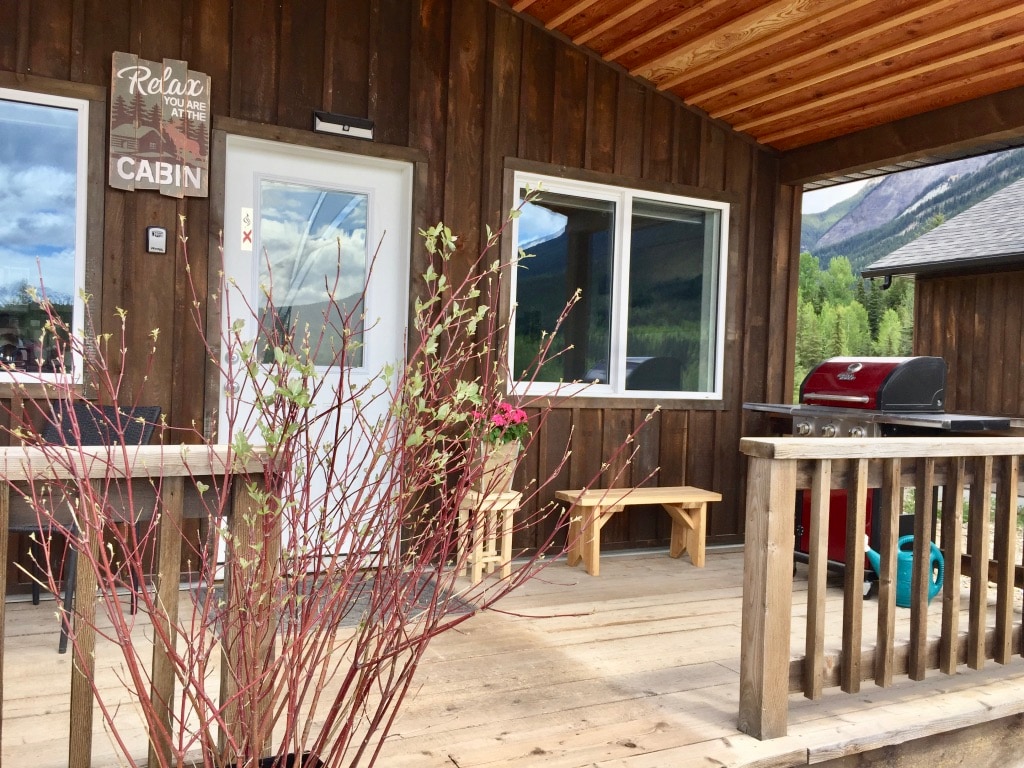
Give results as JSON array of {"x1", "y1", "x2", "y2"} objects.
[{"x1": 5, "y1": 550, "x2": 1024, "y2": 767}]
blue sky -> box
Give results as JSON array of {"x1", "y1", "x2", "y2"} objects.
[{"x1": 802, "y1": 180, "x2": 869, "y2": 214}]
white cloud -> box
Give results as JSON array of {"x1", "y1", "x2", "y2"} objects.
[{"x1": 257, "y1": 213, "x2": 368, "y2": 309}]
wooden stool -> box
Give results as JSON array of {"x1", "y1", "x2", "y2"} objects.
[{"x1": 458, "y1": 490, "x2": 520, "y2": 584}]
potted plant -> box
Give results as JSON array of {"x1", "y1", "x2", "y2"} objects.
[{"x1": 471, "y1": 399, "x2": 530, "y2": 494}]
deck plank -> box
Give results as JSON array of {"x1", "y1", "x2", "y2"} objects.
[{"x1": 2, "y1": 550, "x2": 1023, "y2": 767}]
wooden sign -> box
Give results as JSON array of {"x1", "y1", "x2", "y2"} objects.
[{"x1": 108, "y1": 52, "x2": 211, "y2": 198}]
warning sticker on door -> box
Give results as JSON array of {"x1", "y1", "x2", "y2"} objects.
[{"x1": 240, "y1": 207, "x2": 253, "y2": 252}]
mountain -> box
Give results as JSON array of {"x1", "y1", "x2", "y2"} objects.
[{"x1": 801, "y1": 147, "x2": 1024, "y2": 273}]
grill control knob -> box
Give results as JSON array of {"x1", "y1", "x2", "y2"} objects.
[
  {"x1": 848, "y1": 425, "x2": 866, "y2": 438},
  {"x1": 795, "y1": 421, "x2": 812, "y2": 436},
  {"x1": 820, "y1": 423, "x2": 837, "y2": 438}
]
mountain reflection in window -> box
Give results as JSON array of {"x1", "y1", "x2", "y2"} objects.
[
  {"x1": 626, "y1": 199, "x2": 718, "y2": 393},
  {"x1": 513, "y1": 193, "x2": 614, "y2": 383},
  {"x1": 256, "y1": 180, "x2": 368, "y2": 368}
]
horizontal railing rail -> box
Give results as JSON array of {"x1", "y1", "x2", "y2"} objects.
[
  {"x1": 0, "y1": 444, "x2": 268, "y2": 768},
  {"x1": 738, "y1": 436, "x2": 1024, "y2": 740}
]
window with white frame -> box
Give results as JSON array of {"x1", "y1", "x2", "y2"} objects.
[
  {"x1": 0, "y1": 87, "x2": 89, "y2": 378},
  {"x1": 510, "y1": 173, "x2": 729, "y2": 399}
]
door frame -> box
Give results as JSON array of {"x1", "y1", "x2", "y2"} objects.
[{"x1": 204, "y1": 118, "x2": 427, "y2": 441}]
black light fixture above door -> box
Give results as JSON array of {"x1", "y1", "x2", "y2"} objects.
[{"x1": 312, "y1": 110, "x2": 374, "y2": 141}]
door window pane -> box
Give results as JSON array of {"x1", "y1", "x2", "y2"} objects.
[
  {"x1": 513, "y1": 191, "x2": 614, "y2": 383},
  {"x1": 256, "y1": 180, "x2": 368, "y2": 368},
  {"x1": 0, "y1": 95, "x2": 82, "y2": 373}
]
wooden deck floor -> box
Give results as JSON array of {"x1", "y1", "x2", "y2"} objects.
[{"x1": 5, "y1": 549, "x2": 1024, "y2": 767}]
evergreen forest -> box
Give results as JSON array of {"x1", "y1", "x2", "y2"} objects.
[{"x1": 794, "y1": 252, "x2": 914, "y2": 399}]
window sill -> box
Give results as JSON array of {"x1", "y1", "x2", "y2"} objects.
[{"x1": 519, "y1": 394, "x2": 727, "y2": 411}]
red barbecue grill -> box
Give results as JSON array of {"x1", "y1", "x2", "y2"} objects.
[{"x1": 744, "y1": 356, "x2": 1015, "y2": 579}]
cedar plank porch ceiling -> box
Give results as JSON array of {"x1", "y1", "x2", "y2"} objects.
[{"x1": 505, "y1": 0, "x2": 1024, "y2": 152}]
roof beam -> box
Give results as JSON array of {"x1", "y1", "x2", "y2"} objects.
[
  {"x1": 606, "y1": 0, "x2": 736, "y2": 62},
  {"x1": 571, "y1": 0, "x2": 660, "y2": 46},
  {"x1": 714, "y1": 4, "x2": 1024, "y2": 121},
  {"x1": 660, "y1": 0, "x2": 878, "y2": 90},
  {"x1": 779, "y1": 85, "x2": 1024, "y2": 184},
  {"x1": 547, "y1": 0, "x2": 602, "y2": 30},
  {"x1": 737, "y1": 30, "x2": 1024, "y2": 134},
  {"x1": 685, "y1": 1, "x2": 938, "y2": 104},
  {"x1": 763, "y1": 59, "x2": 1024, "y2": 146}
]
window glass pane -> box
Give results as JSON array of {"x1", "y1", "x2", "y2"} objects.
[
  {"x1": 514, "y1": 190, "x2": 614, "y2": 383},
  {"x1": 626, "y1": 199, "x2": 720, "y2": 392},
  {"x1": 256, "y1": 180, "x2": 367, "y2": 368},
  {"x1": 0, "y1": 97, "x2": 78, "y2": 372}
]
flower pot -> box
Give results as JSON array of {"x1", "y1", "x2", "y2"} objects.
[
  {"x1": 226, "y1": 753, "x2": 323, "y2": 768},
  {"x1": 475, "y1": 441, "x2": 521, "y2": 494}
]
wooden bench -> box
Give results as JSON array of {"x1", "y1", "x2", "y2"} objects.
[{"x1": 555, "y1": 485, "x2": 722, "y2": 576}]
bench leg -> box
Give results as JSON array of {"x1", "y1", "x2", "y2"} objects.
[
  {"x1": 567, "y1": 510, "x2": 582, "y2": 567},
  {"x1": 666, "y1": 503, "x2": 707, "y2": 568},
  {"x1": 582, "y1": 506, "x2": 601, "y2": 576}
]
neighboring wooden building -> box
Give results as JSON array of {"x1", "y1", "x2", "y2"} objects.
[
  {"x1": 863, "y1": 176, "x2": 1024, "y2": 419},
  {"x1": 3, "y1": 0, "x2": 1024, "y2": 566}
]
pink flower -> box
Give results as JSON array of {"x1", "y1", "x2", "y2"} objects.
[{"x1": 472, "y1": 400, "x2": 530, "y2": 445}]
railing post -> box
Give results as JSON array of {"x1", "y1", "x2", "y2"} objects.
[
  {"x1": 149, "y1": 475, "x2": 184, "y2": 768},
  {"x1": 739, "y1": 455, "x2": 796, "y2": 740},
  {"x1": 0, "y1": 484, "x2": 7, "y2": 752},
  {"x1": 69, "y1": 482, "x2": 100, "y2": 768},
  {"x1": 220, "y1": 468, "x2": 278, "y2": 761}
]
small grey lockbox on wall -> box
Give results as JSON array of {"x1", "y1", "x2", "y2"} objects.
[{"x1": 146, "y1": 226, "x2": 167, "y2": 254}]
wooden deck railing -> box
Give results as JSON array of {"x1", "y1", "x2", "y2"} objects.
[
  {"x1": 0, "y1": 444, "x2": 267, "y2": 768},
  {"x1": 738, "y1": 436, "x2": 1024, "y2": 740}
]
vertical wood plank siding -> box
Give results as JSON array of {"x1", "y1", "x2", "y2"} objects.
[
  {"x1": 915, "y1": 271, "x2": 1024, "y2": 418},
  {"x1": 1, "y1": 0, "x2": 796, "y2": 553}
]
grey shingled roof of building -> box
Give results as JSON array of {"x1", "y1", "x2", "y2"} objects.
[{"x1": 861, "y1": 175, "x2": 1024, "y2": 278}]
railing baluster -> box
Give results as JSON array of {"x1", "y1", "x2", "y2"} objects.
[
  {"x1": 993, "y1": 455, "x2": 1018, "y2": 664},
  {"x1": 909, "y1": 457, "x2": 935, "y2": 680},
  {"x1": 804, "y1": 459, "x2": 831, "y2": 700},
  {"x1": 875, "y1": 457, "x2": 900, "y2": 687},
  {"x1": 940, "y1": 457, "x2": 965, "y2": 674},
  {"x1": 841, "y1": 458, "x2": 868, "y2": 693},
  {"x1": 968, "y1": 455, "x2": 993, "y2": 670}
]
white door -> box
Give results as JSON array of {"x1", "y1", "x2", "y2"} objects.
[{"x1": 220, "y1": 134, "x2": 412, "y2": 555}]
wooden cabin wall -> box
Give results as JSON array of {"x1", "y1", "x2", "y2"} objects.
[
  {"x1": 914, "y1": 271, "x2": 1024, "y2": 418},
  {"x1": 0, "y1": 0, "x2": 799, "y2": 552}
]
